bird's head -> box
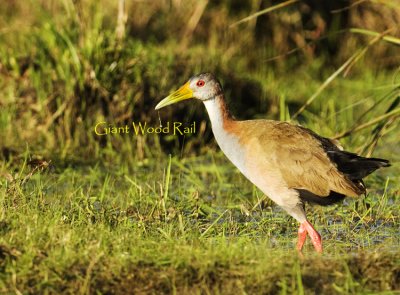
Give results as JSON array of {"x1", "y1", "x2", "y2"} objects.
[{"x1": 155, "y1": 73, "x2": 222, "y2": 110}]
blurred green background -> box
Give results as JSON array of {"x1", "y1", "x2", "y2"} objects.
[{"x1": 1, "y1": 0, "x2": 399, "y2": 160}]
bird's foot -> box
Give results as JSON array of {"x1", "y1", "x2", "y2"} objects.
[
  {"x1": 297, "y1": 222, "x2": 307, "y2": 252},
  {"x1": 296, "y1": 220, "x2": 322, "y2": 253}
]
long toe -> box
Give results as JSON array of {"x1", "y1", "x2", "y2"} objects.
[
  {"x1": 310, "y1": 231, "x2": 322, "y2": 253},
  {"x1": 304, "y1": 221, "x2": 323, "y2": 253},
  {"x1": 297, "y1": 222, "x2": 307, "y2": 252}
]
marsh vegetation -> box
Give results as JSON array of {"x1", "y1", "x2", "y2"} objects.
[{"x1": 0, "y1": 0, "x2": 399, "y2": 293}]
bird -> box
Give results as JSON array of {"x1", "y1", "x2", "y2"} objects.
[{"x1": 155, "y1": 73, "x2": 390, "y2": 253}]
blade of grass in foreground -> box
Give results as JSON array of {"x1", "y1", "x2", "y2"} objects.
[
  {"x1": 230, "y1": 0, "x2": 299, "y2": 28},
  {"x1": 162, "y1": 154, "x2": 172, "y2": 220},
  {"x1": 200, "y1": 209, "x2": 228, "y2": 238}
]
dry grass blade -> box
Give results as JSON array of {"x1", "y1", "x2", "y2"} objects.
[
  {"x1": 363, "y1": 116, "x2": 397, "y2": 157},
  {"x1": 331, "y1": 0, "x2": 368, "y2": 13},
  {"x1": 360, "y1": 96, "x2": 400, "y2": 156},
  {"x1": 161, "y1": 154, "x2": 172, "y2": 220},
  {"x1": 200, "y1": 209, "x2": 228, "y2": 238},
  {"x1": 180, "y1": 0, "x2": 208, "y2": 50},
  {"x1": 333, "y1": 107, "x2": 400, "y2": 140},
  {"x1": 291, "y1": 53, "x2": 359, "y2": 120},
  {"x1": 350, "y1": 28, "x2": 400, "y2": 46},
  {"x1": 116, "y1": 0, "x2": 127, "y2": 41},
  {"x1": 229, "y1": 0, "x2": 299, "y2": 28},
  {"x1": 291, "y1": 29, "x2": 393, "y2": 120},
  {"x1": 21, "y1": 159, "x2": 52, "y2": 185}
]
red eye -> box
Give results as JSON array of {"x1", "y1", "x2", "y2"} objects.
[{"x1": 196, "y1": 80, "x2": 205, "y2": 87}]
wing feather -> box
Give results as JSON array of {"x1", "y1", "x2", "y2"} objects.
[{"x1": 256, "y1": 121, "x2": 362, "y2": 197}]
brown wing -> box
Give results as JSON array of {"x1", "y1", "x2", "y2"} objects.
[{"x1": 260, "y1": 122, "x2": 362, "y2": 197}]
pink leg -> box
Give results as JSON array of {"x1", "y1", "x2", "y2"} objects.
[
  {"x1": 297, "y1": 222, "x2": 307, "y2": 252},
  {"x1": 297, "y1": 220, "x2": 323, "y2": 253}
]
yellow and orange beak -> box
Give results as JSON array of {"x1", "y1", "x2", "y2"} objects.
[{"x1": 155, "y1": 82, "x2": 193, "y2": 110}]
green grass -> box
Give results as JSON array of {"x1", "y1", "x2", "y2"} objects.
[
  {"x1": 0, "y1": 0, "x2": 399, "y2": 294},
  {"x1": 0, "y1": 150, "x2": 398, "y2": 294}
]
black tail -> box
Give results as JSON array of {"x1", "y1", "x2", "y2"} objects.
[
  {"x1": 297, "y1": 189, "x2": 346, "y2": 206},
  {"x1": 327, "y1": 151, "x2": 390, "y2": 180}
]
